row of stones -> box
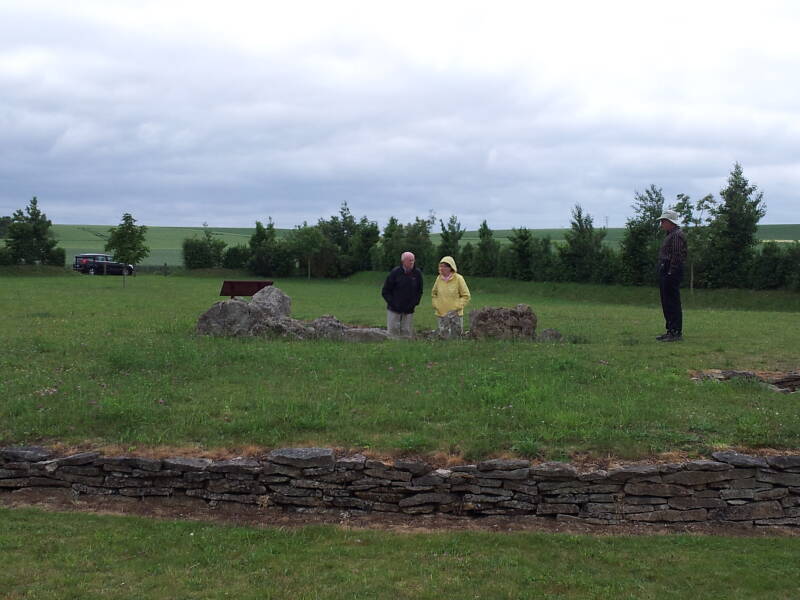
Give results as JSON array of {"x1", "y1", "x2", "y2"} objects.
[{"x1": 2, "y1": 447, "x2": 800, "y2": 526}]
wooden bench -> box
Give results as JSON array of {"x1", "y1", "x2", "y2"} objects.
[{"x1": 219, "y1": 280, "x2": 273, "y2": 299}]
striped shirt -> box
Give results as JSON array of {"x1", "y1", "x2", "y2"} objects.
[{"x1": 658, "y1": 226, "x2": 687, "y2": 274}]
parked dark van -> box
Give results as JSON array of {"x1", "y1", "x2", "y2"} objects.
[{"x1": 73, "y1": 254, "x2": 134, "y2": 275}]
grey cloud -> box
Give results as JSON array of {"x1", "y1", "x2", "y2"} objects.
[{"x1": 1, "y1": 4, "x2": 798, "y2": 230}]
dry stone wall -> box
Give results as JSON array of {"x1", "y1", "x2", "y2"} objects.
[{"x1": 2, "y1": 446, "x2": 800, "y2": 527}]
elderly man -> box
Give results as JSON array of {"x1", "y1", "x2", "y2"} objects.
[
  {"x1": 656, "y1": 209, "x2": 688, "y2": 342},
  {"x1": 381, "y1": 251, "x2": 423, "y2": 337}
]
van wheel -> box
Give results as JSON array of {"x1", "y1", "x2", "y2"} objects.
[{"x1": 88, "y1": 267, "x2": 96, "y2": 275}]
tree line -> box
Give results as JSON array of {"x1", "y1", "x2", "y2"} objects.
[
  {"x1": 3, "y1": 163, "x2": 798, "y2": 290},
  {"x1": 0, "y1": 199, "x2": 149, "y2": 268},
  {"x1": 180, "y1": 163, "x2": 799, "y2": 291}
]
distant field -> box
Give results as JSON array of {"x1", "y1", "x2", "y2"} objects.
[
  {"x1": 51, "y1": 225, "x2": 272, "y2": 266},
  {"x1": 45, "y1": 223, "x2": 800, "y2": 266}
]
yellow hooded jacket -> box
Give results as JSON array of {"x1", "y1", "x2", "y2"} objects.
[{"x1": 432, "y1": 256, "x2": 471, "y2": 317}]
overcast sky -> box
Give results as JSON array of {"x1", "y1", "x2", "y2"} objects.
[{"x1": 2, "y1": 1, "x2": 798, "y2": 230}]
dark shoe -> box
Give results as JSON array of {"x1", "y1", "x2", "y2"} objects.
[
  {"x1": 663, "y1": 331, "x2": 683, "y2": 342},
  {"x1": 655, "y1": 332, "x2": 671, "y2": 341}
]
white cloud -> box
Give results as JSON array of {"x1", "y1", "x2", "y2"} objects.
[{"x1": 0, "y1": 0, "x2": 798, "y2": 229}]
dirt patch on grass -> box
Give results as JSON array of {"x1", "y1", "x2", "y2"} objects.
[
  {"x1": 3, "y1": 487, "x2": 798, "y2": 538},
  {"x1": 690, "y1": 369, "x2": 800, "y2": 393}
]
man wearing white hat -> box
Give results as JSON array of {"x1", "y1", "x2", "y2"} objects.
[{"x1": 656, "y1": 209, "x2": 687, "y2": 342}]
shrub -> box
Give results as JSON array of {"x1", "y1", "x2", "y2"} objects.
[
  {"x1": 222, "y1": 244, "x2": 251, "y2": 269},
  {"x1": 0, "y1": 245, "x2": 13, "y2": 265},
  {"x1": 182, "y1": 238, "x2": 215, "y2": 269},
  {"x1": 47, "y1": 247, "x2": 65, "y2": 267}
]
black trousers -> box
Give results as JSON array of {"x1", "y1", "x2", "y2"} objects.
[{"x1": 659, "y1": 264, "x2": 684, "y2": 334}]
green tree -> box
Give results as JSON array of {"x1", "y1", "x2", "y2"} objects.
[
  {"x1": 507, "y1": 227, "x2": 533, "y2": 280},
  {"x1": 105, "y1": 213, "x2": 150, "y2": 266},
  {"x1": 287, "y1": 223, "x2": 326, "y2": 279},
  {"x1": 6, "y1": 197, "x2": 64, "y2": 265},
  {"x1": 558, "y1": 204, "x2": 608, "y2": 283},
  {"x1": 472, "y1": 220, "x2": 500, "y2": 277},
  {"x1": 250, "y1": 219, "x2": 276, "y2": 250},
  {"x1": 350, "y1": 216, "x2": 380, "y2": 271},
  {"x1": 704, "y1": 163, "x2": 766, "y2": 288},
  {"x1": 619, "y1": 185, "x2": 664, "y2": 286},
  {"x1": 380, "y1": 217, "x2": 405, "y2": 270},
  {"x1": 529, "y1": 237, "x2": 556, "y2": 281},
  {"x1": 317, "y1": 202, "x2": 380, "y2": 276},
  {"x1": 437, "y1": 215, "x2": 465, "y2": 263},
  {"x1": 459, "y1": 242, "x2": 475, "y2": 274},
  {"x1": 674, "y1": 192, "x2": 716, "y2": 289},
  {"x1": 0, "y1": 215, "x2": 11, "y2": 238},
  {"x1": 403, "y1": 215, "x2": 436, "y2": 274},
  {"x1": 247, "y1": 218, "x2": 288, "y2": 276}
]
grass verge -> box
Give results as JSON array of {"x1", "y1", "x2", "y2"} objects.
[{"x1": 2, "y1": 507, "x2": 799, "y2": 600}]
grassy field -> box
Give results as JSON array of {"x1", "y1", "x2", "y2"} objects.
[
  {"x1": 48, "y1": 223, "x2": 800, "y2": 266},
  {"x1": 2, "y1": 507, "x2": 799, "y2": 600},
  {"x1": 2, "y1": 269, "x2": 798, "y2": 460},
  {"x1": 3, "y1": 270, "x2": 800, "y2": 598}
]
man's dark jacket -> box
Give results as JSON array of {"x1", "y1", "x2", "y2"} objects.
[{"x1": 382, "y1": 266, "x2": 423, "y2": 314}]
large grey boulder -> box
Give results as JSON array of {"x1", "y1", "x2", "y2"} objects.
[
  {"x1": 468, "y1": 304, "x2": 537, "y2": 340},
  {"x1": 251, "y1": 285, "x2": 292, "y2": 318},
  {"x1": 197, "y1": 289, "x2": 387, "y2": 342},
  {"x1": 196, "y1": 299, "x2": 270, "y2": 336}
]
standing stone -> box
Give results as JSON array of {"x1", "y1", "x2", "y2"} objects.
[
  {"x1": 251, "y1": 286, "x2": 292, "y2": 318},
  {"x1": 437, "y1": 311, "x2": 463, "y2": 339}
]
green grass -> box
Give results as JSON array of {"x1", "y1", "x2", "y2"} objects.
[
  {"x1": 1, "y1": 507, "x2": 798, "y2": 599},
  {"x1": 48, "y1": 223, "x2": 800, "y2": 266},
  {"x1": 2, "y1": 270, "x2": 798, "y2": 460},
  {"x1": 3, "y1": 272, "x2": 800, "y2": 597}
]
